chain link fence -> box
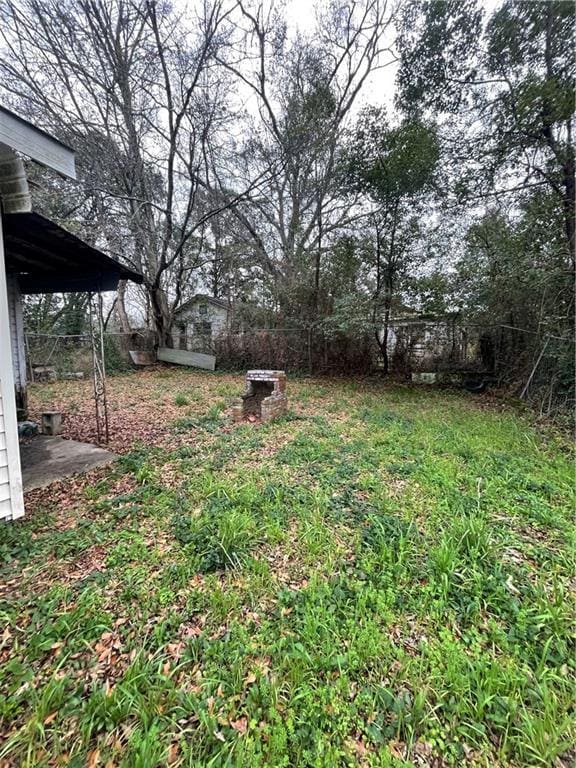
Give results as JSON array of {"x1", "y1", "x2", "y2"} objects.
[
  {"x1": 25, "y1": 331, "x2": 155, "y2": 381},
  {"x1": 204, "y1": 320, "x2": 483, "y2": 376},
  {"x1": 25, "y1": 320, "x2": 573, "y2": 417},
  {"x1": 32, "y1": 321, "x2": 481, "y2": 379}
]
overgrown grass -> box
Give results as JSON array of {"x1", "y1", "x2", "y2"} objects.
[{"x1": 1, "y1": 371, "x2": 574, "y2": 767}]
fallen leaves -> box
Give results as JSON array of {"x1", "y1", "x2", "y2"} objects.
[
  {"x1": 86, "y1": 627, "x2": 135, "y2": 692},
  {"x1": 167, "y1": 743, "x2": 180, "y2": 764},
  {"x1": 27, "y1": 368, "x2": 247, "y2": 454}
]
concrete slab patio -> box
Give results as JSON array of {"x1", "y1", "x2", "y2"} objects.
[{"x1": 20, "y1": 435, "x2": 117, "y2": 492}]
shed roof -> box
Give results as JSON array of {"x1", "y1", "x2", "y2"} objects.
[
  {"x1": 174, "y1": 294, "x2": 230, "y2": 315},
  {"x1": 3, "y1": 211, "x2": 142, "y2": 294}
]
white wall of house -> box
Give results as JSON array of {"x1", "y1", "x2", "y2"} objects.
[
  {"x1": 0, "y1": 108, "x2": 77, "y2": 521},
  {"x1": 0, "y1": 234, "x2": 24, "y2": 521}
]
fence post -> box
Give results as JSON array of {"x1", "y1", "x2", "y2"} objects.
[{"x1": 520, "y1": 337, "x2": 550, "y2": 400}]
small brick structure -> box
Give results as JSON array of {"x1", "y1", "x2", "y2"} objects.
[{"x1": 232, "y1": 370, "x2": 288, "y2": 422}]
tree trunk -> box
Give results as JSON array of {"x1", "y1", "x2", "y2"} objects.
[
  {"x1": 150, "y1": 286, "x2": 173, "y2": 348},
  {"x1": 314, "y1": 245, "x2": 321, "y2": 316},
  {"x1": 115, "y1": 280, "x2": 132, "y2": 334},
  {"x1": 377, "y1": 306, "x2": 390, "y2": 375},
  {"x1": 314, "y1": 174, "x2": 322, "y2": 317},
  {"x1": 562, "y1": 154, "x2": 575, "y2": 267}
]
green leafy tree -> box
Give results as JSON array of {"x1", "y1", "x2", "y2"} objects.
[
  {"x1": 22, "y1": 293, "x2": 90, "y2": 336},
  {"x1": 456, "y1": 195, "x2": 574, "y2": 405},
  {"x1": 396, "y1": 0, "x2": 484, "y2": 115},
  {"x1": 486, "y1": 1, "x2": 575, "y2": 265},
  {"x1": 397, "y1": 0, "x2": 575, "y2": 264},
  {"x1": 396, "y1": 0, "x2": 574, "y2": 409},
  {"x1": 343, "y1": 107, "x2": 439, "y2": 372}
]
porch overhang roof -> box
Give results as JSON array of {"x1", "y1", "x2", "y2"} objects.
[{"x1": 3, "y1": 211, "x2": 143, "y2": 294}]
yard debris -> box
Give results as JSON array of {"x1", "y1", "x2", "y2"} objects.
[
  {"x1": 18, "y1": 420, "x2": 38, "y2": 437},
  {"x1": 505, "y1": 574, "x2": 521, "y2": 594}
]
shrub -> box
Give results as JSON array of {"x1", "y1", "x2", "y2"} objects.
[{"x1": 103, "y1": 335, "x2": 131, "y2": 373}]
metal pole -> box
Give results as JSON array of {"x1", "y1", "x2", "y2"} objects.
[
  {"x1": 98, "y1": 292, "x2": 109, "y2": 443},
  {"x1": 89, "y1": 292, "x2": 110, "y2": 443},
  {"x1": 88, "y1": 293, "x2": 99, "y2": 443}
]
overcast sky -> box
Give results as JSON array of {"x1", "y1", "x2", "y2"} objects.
[
  {"x1": 285, "y1": 0, "x2": 396, "y2": 111},
  {"x1": 172, "y1": 0, "x2": 504, "y2": 118}
]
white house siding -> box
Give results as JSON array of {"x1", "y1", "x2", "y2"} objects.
[
  {"x1": 0, "y1": 235, "x2": 24, "y2": 520},
  {"x1": 0, "y1": 389, "x2": 10, "y2": 510}
]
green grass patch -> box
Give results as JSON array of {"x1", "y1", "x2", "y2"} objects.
[{"x1": 1, "y1": 373, "x2": 574, "y2": 767}]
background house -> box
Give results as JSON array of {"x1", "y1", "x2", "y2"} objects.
[
  {"x1": 383, "y1": 314, "x2": 479, "y2": 372},
  {"x1": 172, "y1": 295, "x2": 230, "y2": 350}
]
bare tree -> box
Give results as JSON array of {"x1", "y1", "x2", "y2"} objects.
[
  {"x1": 213, "y1": 0, "x2": 397, "y2": 323},
  {"x1": 0, "y1": 0, "x2": 269, "y2": 343}
]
